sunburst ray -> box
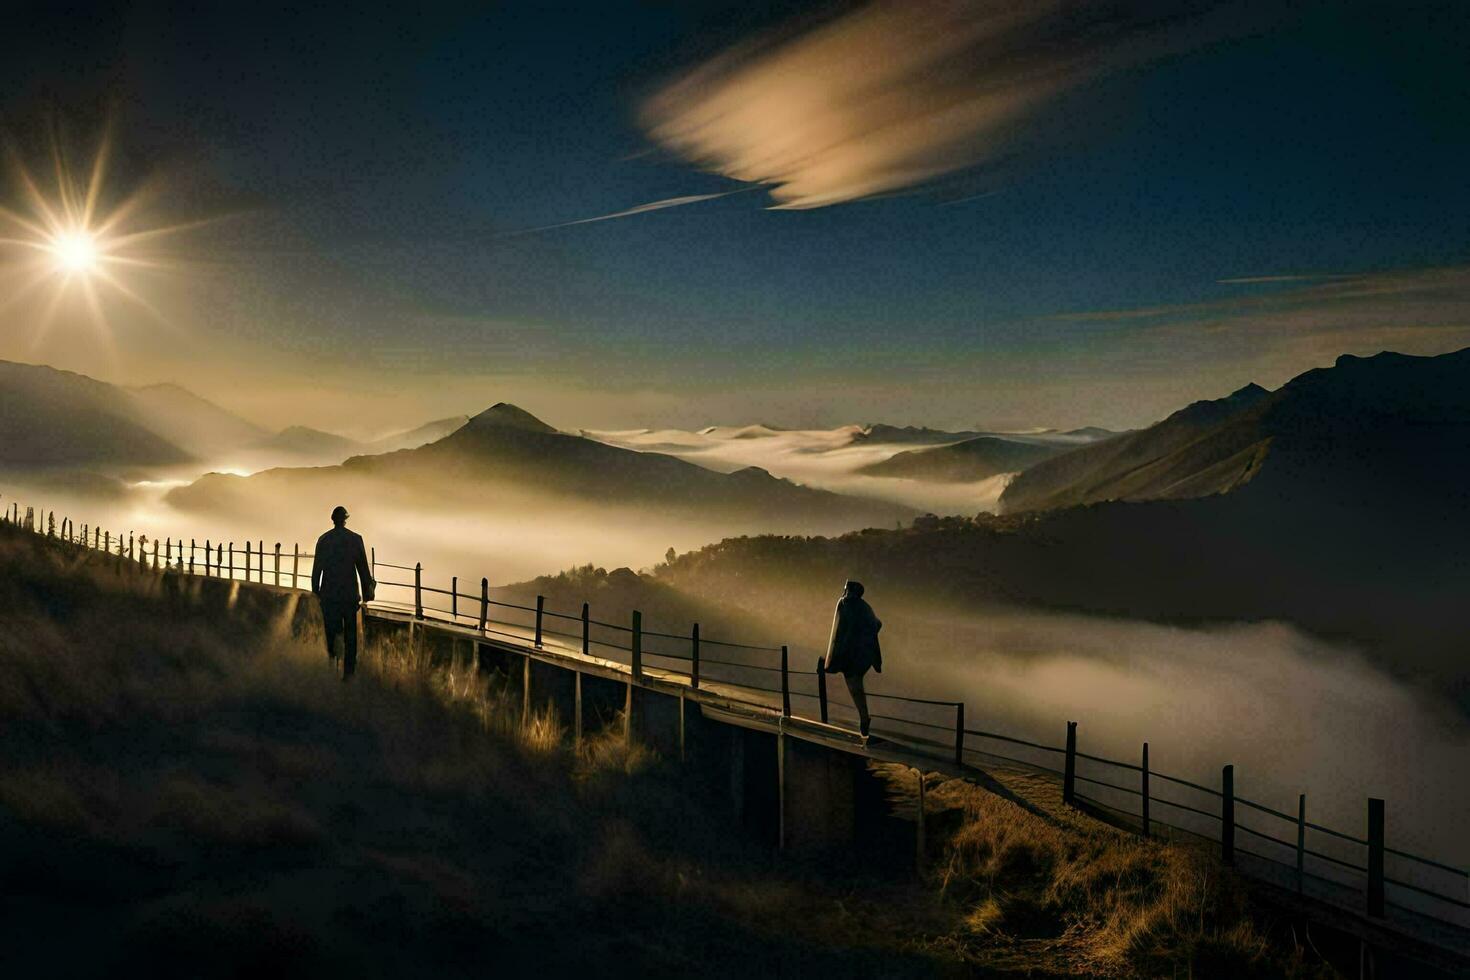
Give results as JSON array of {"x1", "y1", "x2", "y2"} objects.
[{"x1": 1, "y1": 126, "x2": 205, "y2": 349}]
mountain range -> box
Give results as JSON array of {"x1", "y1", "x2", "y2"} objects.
[
  {"x1": 0, "y1": 359, "x2": 466, "y2": 472},
  {"x1": 0, "y1": 360, "x2": 196, "y2": 468},
  {"x1": 167, "y1": 402, "x2": 916, "y2": 533},
  {"x1": 246, "y1": 416, "x2": 468, "y2": 465},
  {"x1": 1002, "y1": 348, "x2": 1470, "y2": 515},
  {"x1": 656, "y1": 348, "x2": 1470, "y2": 706}
]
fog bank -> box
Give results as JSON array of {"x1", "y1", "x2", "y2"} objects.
[
  {"x1": 861, "y1": 604, "x2": 1470, "y2": 867},
  {"x1": 587, "y1": 425, "x2": 1012, "y2": 514}
]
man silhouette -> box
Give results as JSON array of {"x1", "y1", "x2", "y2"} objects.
[
  {"x1": 312, "y1": 505, "x2": 375, "y2": 678},
  {"x1": 823, "y1": 579, "x2": 882, "y2": 738}
]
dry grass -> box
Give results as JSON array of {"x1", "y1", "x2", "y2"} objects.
[
  {"x1": 0, "y1": 526, "x2": 942, "y2": 977},
  {"x1": 908, "y1": 768, "x2": 1337, "y2": 978},
  {"x1": 0, "y1": 523, "x2": 1343, "y2": 978}
]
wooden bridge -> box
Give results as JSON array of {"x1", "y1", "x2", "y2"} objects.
[{"x1": 8, "y1": 501, "x2": 1470, "y2": 972}]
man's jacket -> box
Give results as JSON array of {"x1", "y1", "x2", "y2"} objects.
[
  {"x1": 825, "y1": 595, "x2": 882, "y2": 676},
  {"x1": 312, "y1": 526, "x2": 375, "y2": 603}
]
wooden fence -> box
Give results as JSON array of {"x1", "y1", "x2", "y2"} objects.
[{"x1": 5, "y1": 498, "x2": 1468, "y2": 942}]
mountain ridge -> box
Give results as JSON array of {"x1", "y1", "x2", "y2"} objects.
[
  {"x1": 171, "y1": 400, "x2": 916, "y2": 534},
  {"x1": 859, "y1": 435, "x2": 1067, "y2": 483}
]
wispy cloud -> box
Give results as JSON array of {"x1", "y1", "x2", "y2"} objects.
[
  {"x1": 641, "y1": 1, "x2": 1249, "y2": 209},
  {"x1": 506, "y1": 189, "x2": 745, "y2": 236},
  {"x1": 1217, "y1": 273, "x2": 1359, "y2": 284}
]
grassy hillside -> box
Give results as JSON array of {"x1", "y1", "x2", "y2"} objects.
[{"x1": 0, "y1": 524, "x2": 1344, "y2": 977}]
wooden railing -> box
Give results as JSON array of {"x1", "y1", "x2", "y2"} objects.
[{"x1": 5, "y1": 497, "x2": 1467, "y2": 942}]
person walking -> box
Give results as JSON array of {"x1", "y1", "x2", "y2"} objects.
[
  {"x1": 823, "y1": 579, "x2": 882, "y2": 738},
  {"x1": 311, "y1": 505, "x2": 375, "y2": 678}
]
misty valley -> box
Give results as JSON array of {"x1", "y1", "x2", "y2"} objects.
[
  {"x1": 5, "y1": 349, "x2": 1468, "y2": 867},
  {"x1": 10, "y1": 6, "x2": 1470, "y2": 974}
]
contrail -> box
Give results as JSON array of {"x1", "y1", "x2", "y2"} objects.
[{"x1": 504, "y1": 187, "x2": 752, "y2": 236}]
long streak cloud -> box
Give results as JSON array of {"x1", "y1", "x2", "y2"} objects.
[{"x1": 641, "y1": 0, "x2": 1242, "y2": 209}]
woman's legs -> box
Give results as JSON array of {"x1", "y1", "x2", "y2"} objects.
[{"x1": 843, "y1": 671, "x2": 871, "y2": 737}]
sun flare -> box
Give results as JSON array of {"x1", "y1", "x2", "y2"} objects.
[
  {"x1": 50, "y1": 229, "x2": 101, "y2": 274},
  {"x1": 0, "y1": 126, "x2": 202, "y2": 345}
]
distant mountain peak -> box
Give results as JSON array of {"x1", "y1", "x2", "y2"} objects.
[{"x1": 467, "y1": 403, "x2": 557, "y2": 434}]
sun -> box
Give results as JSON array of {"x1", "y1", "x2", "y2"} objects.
[
  {"x1": 50, "y1": 229, "x2": 101, "y2": 274},
  {"x1": 0, "y1": 125, "x2": 205, "y2": 345}
]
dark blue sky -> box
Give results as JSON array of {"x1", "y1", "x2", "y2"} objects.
[{"x1": 3, "y1": 1, "x2": 1469, "y2": 432}]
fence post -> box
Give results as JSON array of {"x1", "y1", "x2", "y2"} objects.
[
  {"x1": 245, "y1": 540, "x2": 252, "y2": 580},
  {"x1": 535, "y1": 595, "x2": 544, "y2": 647},
  {"x1": 1296, "y1": 794, "x2": 1306, "y2": 894},
  {"x1": 916, "y1": 769, "x2": 927, "y2": 873},
  {"x1": 479, "y1": 578, "x2": 489, "y2": 633},
  {"x1": 189, "y1": 538, "x2": 195, "y2": 574},
  {"x1": 1367, "y1": 798, "x2": 1385, "y2": 917},
  {"x1": 273, "y1": 543, "x2": 281, "y2": 585},
  {"x1": 292, "y1": 544, "x2": 299, "y2": 588},
  {"x1": 256, "y1": 541, "x2": 263, "y2": 581},
  {"x1": 691, "y1": 623, "x2": 700, "y2": 689},
  {"x1": 780, "y1": 645, "x2": 791, "y2": 717},
  {"x1": 631, "y1": 611, "x2": 643, "y2": 680},
  {"x1": 414, "y1": 563, "x2": 423, "y2": 619},
  {"x1": 205, "y1": 540, "x2": 212, "y2": 575},
  {"x1": 574, "y1": 671, "x2": 583, "y2": 747},
  {"x1": 165, "y1": 538, "x2": 171, "y2": 567},
  {"x1": 152, "y1": 538, "x2": 159, "y2": 569},
  {"x1": 128, "y1": 531, "x2": 134, "y2": 559},
  {"x1": 1141, "y1": 742, "x2": 1151, "y2": 838},
  {"x1": 955, "y1": 703, "x2": 966, "y2": 767},
  {"x1": 1063, "y1": 721, "x2": 1078, "y2": 805},
  {"x1": 816, "y1": 657, "x2": 828, "y2": 723},
  {"x1": 1221, "y1": 765, "x2": 1235, "y2": 867},
  {"x1": 581, "y1": 602, "x2": 590, "y2": 657},
  {"x1": 451, "y1": 577, "x2": 458, "y2": 620}
]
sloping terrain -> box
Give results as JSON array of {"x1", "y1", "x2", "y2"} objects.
[
  {"x1": 126, "y1": 383, "x2": 269, "y2": 459},
  {"x1": 860, "y1": 435, "x2": 1067, "y2": 483},
  {"x1": 0, "y1": 360, "x2": 192, "y2": 468},
  {"x1": 250, "y1": 424, "x2": 362, "y2": 461},
  {"x1": 248, "y1": 417, "x2": 469, "y2": 466},
  {"x1": 1003, "y1": 347, "x2": 1470, "y2": 515},
  {"x1": 0, "y1": 359, "x2": 468, "y2": 474},
  {"x1": 0, "y1": 525, "x2": 1347, "y2": 977},
  {"x1": 361, "y1": 414, "x2": 468, "y2": 454},
  {"x1": 0, "y1": 524, "x2": 942, "y2": 977},
  {"x1": 1001, "y1": 383, "x2": 1272, "y2": 512}
]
